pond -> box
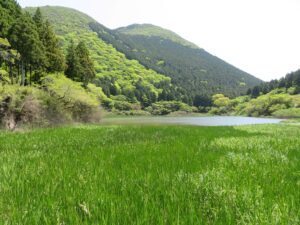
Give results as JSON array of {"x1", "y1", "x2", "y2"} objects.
[{"x1": 102, "y1": 116, "x2": 284, "y2": 126}]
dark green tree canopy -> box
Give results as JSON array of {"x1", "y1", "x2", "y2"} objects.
[
  {"x1": 66, "y1": 40, "x2": 95, "y2": 87},
  {"x1": 0, "y1": 0, "x2": 21, "y2": 37},
  {"x1": 8, "y1": 12, "x2": 46, "y2": 68},
  {"x1": 33, "y1": 8, "x2": 65, "y2": 72},
  {"x1": 65, "y1": 40, "x2": 80, "y2": 80},
  {"x1": 76, "y1": 41, "x2": 95, "y2": 87}
]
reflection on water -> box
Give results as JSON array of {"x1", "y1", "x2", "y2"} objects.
[{"x1": 102, "y1": 116, "x2": 284, "y2": 126}]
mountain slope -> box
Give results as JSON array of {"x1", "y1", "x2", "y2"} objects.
[
  {"x1": 26, "y1": 6, "x2": 261, "y2": 106},
  {"x1": 25, "y1": 6, "x2": 176, "y2": 107},
  {"x1": 90, "y1": 23, "x2": 261, "y2": 102}
]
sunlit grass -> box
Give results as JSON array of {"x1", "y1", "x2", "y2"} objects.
[{"x1": 0, "y1": 124, "x2": 300, "y2": 224}]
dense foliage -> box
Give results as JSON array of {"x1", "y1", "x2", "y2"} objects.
[
  {"x1": 0, "y1": 0, "x2": 22, "y2": 37},
  {"x1": 25, "y1": 6, "x2": 179, "y2": 109},
  {"x1": 1, "y1": 124, "x2": 300, "y2": 224},
  {"x1": 90, "y1": 23, "x2": 261, "y2": 104},
  {"x1": 210, "y1": 90, "x2": 300, "y2": 118},
  {"x1": 209, "y1": 69, "x2": 300, "y2": 118}
]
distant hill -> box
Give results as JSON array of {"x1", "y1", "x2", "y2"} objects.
[
  {"x1": 89, "y1": 22, "x2": 261, "y2": 102},
  {"x1": 26, "y1": 6, "x2": 261, "y2": 105}
]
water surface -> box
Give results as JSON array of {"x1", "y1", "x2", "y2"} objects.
[{"x1": 103, "y1": 116, "x2": 284, "y2": 126}]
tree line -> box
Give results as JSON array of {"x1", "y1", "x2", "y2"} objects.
[{"x1": 247, "y1": 70, "x2": 300, "y2": 98}]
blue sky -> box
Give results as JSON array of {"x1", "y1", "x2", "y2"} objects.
[{"x1": 18, "y1": 0, "x2": 300, "y2": 81}]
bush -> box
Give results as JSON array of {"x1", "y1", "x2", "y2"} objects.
[
  {"x1": 272, "y1": 108, "x2": 300, "y2": 118},
  {"x1": 0, "y1": 85, "x2": 45, "y2": 129},
  {"x1": 146, "y1": 101, "x2": 197, "y2": 115},
  {"x1": 0, "y1": 74, "x2": 102, "y2": 129},
  {"x1": 236, "y1": 93, "x2": 293, "y2": 117},
  {"x1": 42, "y1": 74, "x2": 101, "y2": 123},
  {"x1": 112, "y1": 110, "x2": 151, "y2": 116}
]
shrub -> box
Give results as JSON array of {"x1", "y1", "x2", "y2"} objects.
[
  {"x1": 272, "y1": 108, "x2": 300, "y2": 118},
  {"x1": 42, "y1": 74, "x2": 101, "y2": 123},
  {"x1": 146, "y1": 101, "x2": 197, "y2": 115},
  {"x1": 236, "y1": 93, "x2": 293, "y2": 116},
  {"x1": 0, "y1": 85, "x2": 45, "y2": 129},
  {"x1": 0, "y1": 74, "x2": 102, "y2": 129}
]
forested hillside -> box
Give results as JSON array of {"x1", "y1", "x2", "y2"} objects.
[
  {"x1": 90, "y1": 23, "x2": 261, "y2": 104},
  {"x1": 25, "y1": 6, "x2": 181, "y2": 108}
]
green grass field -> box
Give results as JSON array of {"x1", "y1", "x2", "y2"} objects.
[{"x1": 1, "y1": 124, "x2": 300, "y2": 224}]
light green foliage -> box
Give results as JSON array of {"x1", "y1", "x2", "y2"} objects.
[
  {"x1": 86, "y1": 83, "x2": 108, "y2": 102},
  {"x1": 210, "y1": 90, "x2": 300, "y2": 118},
  {"x1": 0, "y1": 124, "x2": 300, "y2": 224},
  {"x1": 0, "y1": 37, "x2": 10, "y2": 47},
  {"x1": 0, "y1": 75, "x2": 101, "y2": 129},
  {"x1": 239, "y1": 93, "x2": 293, "y2": 116},
  {"x1": 287, "y1": 86, "x2": 297, "y2": 95},
  {"x1": 0, "y1": 69, "x2": 9, "y2": 83},
  {"x1": 209, "y1": 94, "x2": 231, "y2": 115},
  {"x1": 212, "y1": 94, "x2": 230, "y2": 107},
  {"x1": 146, "y1": 101, "x2": 198, "y2": 115},
  {"x1": 0, "y1": 84, "x2": 46, "y2": 128},
  {"x1": 156, "y1": 60, "x2": 165, "y2": 66},
  {"x1": 42, "y1": 74, "x2": 101, "y2": 123},
  {"x1": 272, "y1": 108, "x2": 300, "y2": 118}
]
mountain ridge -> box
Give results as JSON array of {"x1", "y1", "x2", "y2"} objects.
[{"x1": 115, "y1": 23, "x2": 199, "y2": 49}]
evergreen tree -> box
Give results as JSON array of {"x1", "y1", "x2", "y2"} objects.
[
  {"x1": 32, "y1": 7, "x2": 43, "y2": 30},
  {"x1": 65, "y1": 40, "x2": 80, "y2": 80},
  {"x1": 8, "y1": 13, "x2": 46, "y2": 85},
  {"x1": 33, "y1": 8, "x2": 65, "y2": 72},
  {"x1": 0, "y1": 0, "x2": 21, "y2": 37},
  {"x1": 75, "y1": 41, "x2": 95, "y2": 87},
  {"x1": 251, "y1": 86, "x2": 260, "y2": 98}
]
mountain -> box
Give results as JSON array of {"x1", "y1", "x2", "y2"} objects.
[
  {"x1": 25, "y1": 6, "x2": 179, "y2": 107},
  {"x1": 90, "y1": 23, "x2": 262, "y2": 102},
  {"x1": 26, "y1": 6, "x2": 261, "y2": 106}
]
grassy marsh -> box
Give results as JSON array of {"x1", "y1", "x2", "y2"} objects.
[{"x1": 0, "y1": 124, "x2": 300, "y2": 224}]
